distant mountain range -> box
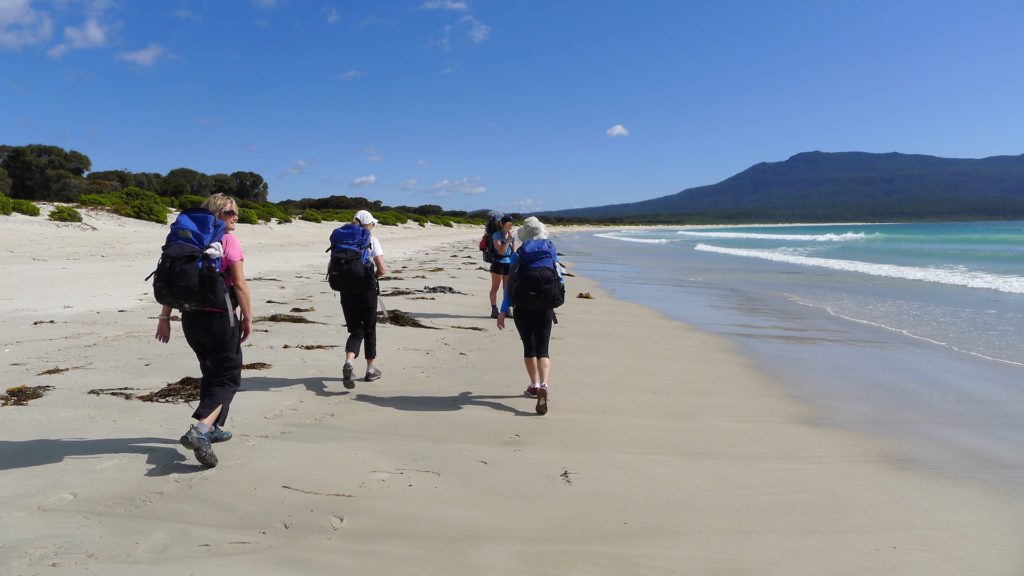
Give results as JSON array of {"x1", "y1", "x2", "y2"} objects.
[{"x1": 543, "y1": 151, "x2": 1024, "y2": 223}]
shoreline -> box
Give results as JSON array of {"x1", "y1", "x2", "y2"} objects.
[{"x1": 1, "y1": 211, "x2": 1022, "y2": 573}]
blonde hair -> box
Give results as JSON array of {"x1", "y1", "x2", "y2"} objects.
[{"x1": 201, "y1": 193, "x2": 237, "y2": 217}]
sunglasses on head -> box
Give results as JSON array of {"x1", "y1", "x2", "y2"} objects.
[{"x1": 222, "y1": 209, "x2": 237, "y2": 217}]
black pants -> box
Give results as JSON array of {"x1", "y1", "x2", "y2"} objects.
[
  {"x1": 181, "y1": 310, "x2": 242, "y2": 427},
  {"x1": 513, "y1": 308, "x2": 554, "y2": 358},
  {"x1": 340, "y1": 289, "x2": 378, "y2": 360}
]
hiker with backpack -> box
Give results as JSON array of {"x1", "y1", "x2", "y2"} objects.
[
  {"x1": 496, "y1": 216, "x2": 565, "y2": 415},
  {"x1": 488, "y1": 214, "x2": 516, "y2": 319},
  {"x1": 328, "y1": 209, "x2": 386, "y2": 389},
  {"x1": 153, "y1": 193, "x2": 252, "y2": 468}
]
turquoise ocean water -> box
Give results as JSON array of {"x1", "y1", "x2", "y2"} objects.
[{"x1": 557, "y1": 222, "x2": 1024, "y2": 488}]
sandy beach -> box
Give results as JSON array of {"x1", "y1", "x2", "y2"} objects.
[{"x1": 1, "y1": 207, "x2": 1022, "y2": 575}]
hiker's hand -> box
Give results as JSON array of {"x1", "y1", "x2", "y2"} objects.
[
  {"x1": 155, "y1": 318, "x2": 171, "y2": 343},
  {"x1": 240, "y1": 317, "x2": 252, "y2": 343},
  {"x1": 496, "y1": 312, "x2": 506, "y2": 330}
]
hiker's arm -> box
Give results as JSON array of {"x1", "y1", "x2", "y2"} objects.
[
  {"x1": 155, "y1": 304, "x2": 173, "y2": 343},
  {"x1": 373, "y1": 255, "x2": 386, "y2": 278},
  {"x1": 229, "y1": 261, "x2": 253, "y2": 343},
  {"x1": 494, "y1": 233, "x2": 513, "y2": 253}
]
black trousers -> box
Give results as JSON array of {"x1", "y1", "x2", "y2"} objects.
[
  {"x1": 340, "y1": 289, "x2": 378, "y2": 360},
  {"x1": 513, "y1": 308, "x2": 554, "y2": 358},
  {"x1": 181, "y1": 310, "x2": 242, "y2": 427}
]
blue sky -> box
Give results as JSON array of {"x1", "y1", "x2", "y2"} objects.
[{"x1": 2, "y1": 1, "x2": 1023, "y2": 212}]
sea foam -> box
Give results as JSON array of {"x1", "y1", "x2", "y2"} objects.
[
  {"x1": 677, "y1": 230, "x2": 868, "y2": 242},
  {"x1": 694, "y1": 243, "x2": 1024, "y2": 294}
]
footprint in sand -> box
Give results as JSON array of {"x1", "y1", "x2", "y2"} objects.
[
  {"x1": 327, "y1": 515, "x2": 345, "y2": 530},
  {"x1": 38, "y1": 492, "x2": 77, "y2": 510}
]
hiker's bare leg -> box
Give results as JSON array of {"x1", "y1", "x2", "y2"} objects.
[
  {"x1": 489, "y1": 272, "x2": 501, "y2": 306},
  {"x1": 523, "y1": 357, "x2": 538, "y2": 384},
  {"x1": 200, "y1": 404, "x2": 223, "y2": 428},
  {"x1": 538, "y1": 358, "x2": 550, "y2": 385}
]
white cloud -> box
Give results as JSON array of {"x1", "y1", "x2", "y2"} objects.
[
  {"x1": 284, "y1": 159, "x2": 307, "y2": 176},
  {"x1": 351, "y1": 174, "x2": 377, "y2": 187},
  {"x1": 459, "y1": 15, "x2": 488, "y2": 43},
  {"x1": 421, "y1": 0, "x2": 468, "y2": 11},
  {"x1": 363, "y1": 146, "x2": 380, "y2": 162},
  {"x1": 325, "y1": 7, "x2": 340, "y2": 24},
  {"x1": 176, "y1": 10, "x2": 201, "y2": 21},
  {"x1": 416, "y1": 159, "x2": 428, "y2": 167},
  {"x1": 606, "y1": 124, "x2": 629, "y2": 138},
  {"x1": 511, "y1": 198, "x2": 539, "y2": 210},
  {"x1": 398, "y1": 179, "x2": 419, "y2": 191},
  {"x1": 338, "y1": 70, "x2": 361, "y2": 80},
  {"x1": 117, "y1": 43, "x2": 165, "y2": 66},
  {"x1": 48, "y1": 15, "x2": 106, "y2": 58},
  {"x1": 0, "y1": 0, "x2": 53, "y2": 50},
  {"x1": 426, "y1": 177, "x2": 485, "y2": 198}
]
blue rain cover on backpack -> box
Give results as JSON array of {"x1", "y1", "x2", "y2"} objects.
[
  {"x1": 326, "y1": 223, "x2": 375, "y2": 293},
  {"x1": 508, "y1": 239, "x2": 565, "y2": 310},
  {"x1": 150, "y1": 208, "x2": 230, "y2": 311}
]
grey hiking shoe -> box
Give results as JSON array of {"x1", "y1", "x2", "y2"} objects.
[
  {"x1": 342, "y1": 362, "x2": 355, "y2": 389},
  {"x1": 365, "y1": 365, "x2": 382, "y2": 382},
  {"x1": 208, "y1": 426, "x2": 232, "y2": 443},
  {"x1": 180, "y1": 425, "x2": 219, "y2": 468}
]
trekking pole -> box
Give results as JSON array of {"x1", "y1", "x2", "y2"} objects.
[{"x1": 378, "y1": 296, "x2": 389, "y2": 323}]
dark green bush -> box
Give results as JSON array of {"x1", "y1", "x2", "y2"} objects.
[
  {"x1": 0, "y1": 194, "x2": 13, "y2": 216},
  {"x1": 300, "y1": 209, "x2": 322, "y2": 223},
  {"x1": 77, "y1": 193, "x2": 116, "y2": 206},
  {"x1": 116, "y1": 201, "x2": 169, "y2": 224},
  {"x1": 119, "y1": 186, "x2": 162, "y2": 204},
  {"x1": 237, "y1": 207, "x2": 258, "y2": 224},
  {"x1": 49, "y1": 205, "x2": 82, "y2": 222},
  {"x1": 11, "y1": 199, "x2": 40, "y2": 216},
  {"x1": 177, "y1": 194, "x2": 206, "y2": 210}
]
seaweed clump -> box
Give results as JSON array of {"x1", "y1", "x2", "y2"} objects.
[
  {"x1": 1, "y1": 385, "x2": 55, "y2": 406},
  {"x1": 243, "y1": 362, "x2": 273, "y2": 370},
  {"x1": 88, "y1": 387, "x2": 139, "y2": 400},
  {"x1": 379, "y1": 309, "x2": 436, "y2": 329},
  {"x1": 137, "y1": 377, "x2": 201, "y2": 403},
  {"x1": 255, "y1": 314, "x2": 322, "y2": 324}
]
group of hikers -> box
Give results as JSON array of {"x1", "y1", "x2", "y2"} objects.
[{"x1": 152, "y1": 194, "x2": 564, "y2": 468}]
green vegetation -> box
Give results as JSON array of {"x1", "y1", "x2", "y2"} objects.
[
  {"x1": 0, "y1": 193, "x2": 12, "y2": 215},
  {"x1": 300, "y1": 209, "x2": 322, "y2": 223},
  {"x1": 11, "y1": 199, "x2": 40, "y2": 216},
  {"x1": 49, "y1": 205, "x2": 82, "y2": 222},
  {"x1": 237, "y1": 207, "x2": 259, "y2": 224}
]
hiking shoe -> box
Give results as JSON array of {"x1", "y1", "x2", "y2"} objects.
[
  {"x1": 524, "y1": 385, "x2": 539, "y2": 398},
  {"x1": 490, "y1": 307, "x2": 499, "y2": 319},
  {"x1": 343, "y1": 362, "x2": 355, "y2": 389},
  {"x1": 208, "y1": 426, "x2": 232, "y2": 443},
  {"x1": 180, "y1": 426, "x2": 219, "y2": 468},
  {"x1": 365, "y1": 365, "x2": 382, "y2": 382},
  {"x1": 535, "y1": 387, "x2": 548, "y2": 416}
]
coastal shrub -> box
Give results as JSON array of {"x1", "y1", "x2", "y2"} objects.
[
  {"x1": 11, "y1": 199, "x2": 40, "y2": 216},
  {"x1": 0, "y1": 194, "x2": 13, "y2": 216},
  {"x1": 177, "y1": 194, "x2": 206, "y2": 210},
  {"x1": 300, "y1": 209, "x2": 323, "y2": 223},
  {"x1": 77, "y1": 193, "x2": 116, "y2": 206},
  {"x1": 49, "y1": 205, "x2": 82, "y2": 222},
  {"x1": 276, "y1": 214, "x2": 292, "y2": 224},
  {"x1": 116, "y1": 200, "x2": 169, "y2": 224},
  {"x1": 237, "y1": 207, "x2": 259, "y2": 225},
  {"x1": 119, "y1": 186, "x2": 162, "y2": 204},
  {"x1": 374, "y1": 211, "x2": 406, "y2": 226}
]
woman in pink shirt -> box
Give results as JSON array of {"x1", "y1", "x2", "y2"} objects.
[{"x1": 155, "y1": 193, "x2": 253, "y2": 467}]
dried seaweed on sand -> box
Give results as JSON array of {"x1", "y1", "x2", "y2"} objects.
[
  {"x1": 137, "y1": 377, "x2": 200, "y2": 403},
  {"x1": 379, "y1": 309, "x2": 436, "y2": 329},
  {"x1": 255, "y1": 314, "x2": 322, "y2": 324},
  {"x1": 2, "y1": 385, "x2": 55, "y2": 406}
]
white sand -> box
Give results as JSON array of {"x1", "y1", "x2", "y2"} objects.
[{"x1": 1, "y1": 207, "x2": 1022, "y2": 575}]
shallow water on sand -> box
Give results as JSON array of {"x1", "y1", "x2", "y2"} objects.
[{"x1": 558, "y1": 224, "x2": 1024, "y2": 491}]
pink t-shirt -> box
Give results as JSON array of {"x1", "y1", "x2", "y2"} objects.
[{"x1": 220, "y1": 233, "x2": 244, "y2": 286}]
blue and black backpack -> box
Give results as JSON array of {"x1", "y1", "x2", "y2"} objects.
[
  {"x1": 326, "y1": 223, "x2": 376, "y2": 294},
  {"x1": 508, "y1": 239, "x2": 565, "y2": 311},
  {"x1": 148, "y1": 208, "x2": 231, "y2": 312}
]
